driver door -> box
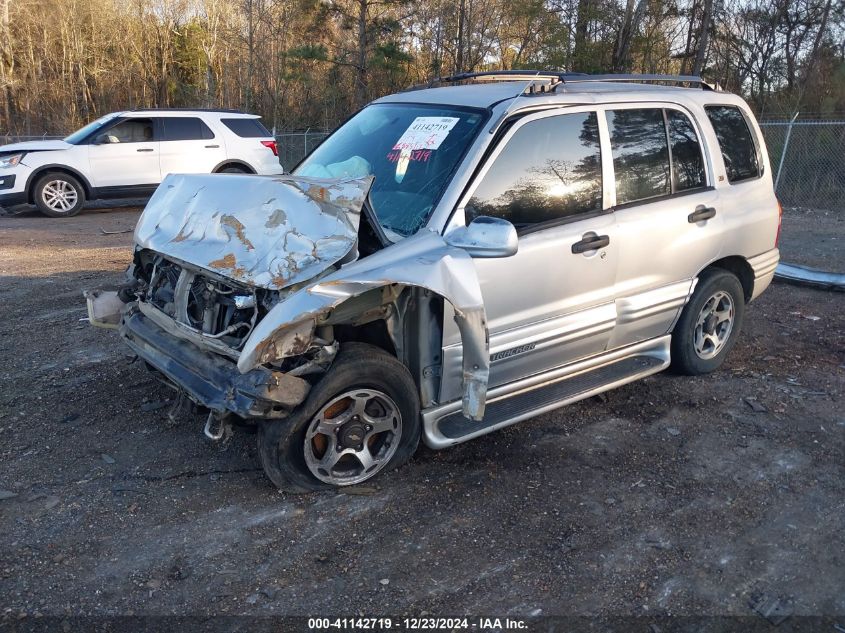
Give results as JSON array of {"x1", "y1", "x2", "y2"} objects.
[
  {"x1": 441, "y1": 109, "x2": 619, "y2": 396},
  {"x1": 87, "y1": 117, "x2": 161, "y2": 188}
]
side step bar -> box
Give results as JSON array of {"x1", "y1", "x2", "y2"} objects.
[{"x1": 422, "y1": 336, "x2": 671, "y2": 449}]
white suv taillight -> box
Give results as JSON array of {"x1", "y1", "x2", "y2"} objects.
[{"x1": 261, "y1": 140, "x2": 278, "y2": 156}]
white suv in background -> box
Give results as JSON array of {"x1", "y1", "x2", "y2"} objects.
[{"x1": 0, "y1": 109, "x2": 284, "y2": 217}]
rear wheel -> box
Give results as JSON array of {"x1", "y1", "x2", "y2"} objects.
[
  {"x1": 671, "y1": 268, "x2": 746, "y2": 375},
  {"x1": 33, "y1": 172, "x2": 85, "y2": 217},
  {"x1": 257, "y1": 343, "x2": 421, "y2": 493},
  {"x1": 219, "y1": 166, "x2": 249, "y2": 174}
]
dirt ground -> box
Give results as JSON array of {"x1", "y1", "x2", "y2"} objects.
[{"x1": 0, "y1": 205, "x2": 843, "y2": 625}]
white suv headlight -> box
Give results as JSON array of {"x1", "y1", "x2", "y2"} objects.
[{"x1": 0, "y1": 153, "x2": 24, "y2": 169}]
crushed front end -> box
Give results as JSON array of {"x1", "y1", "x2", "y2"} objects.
[{"x1": 106, "y1": 172, "x2": 373, "y2": 422}]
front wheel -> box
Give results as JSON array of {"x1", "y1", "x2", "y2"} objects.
[
  {"x1": 671, "y1": 268, "x2": 746, "y2": 375},
  {"x1": 257, "y1": 343, "x2": 421, "y2": 493},
  {"x1": 33, "y1": 172, "x2": 85, "y2": 217}
]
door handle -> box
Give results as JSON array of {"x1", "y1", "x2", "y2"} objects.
[
  {"x1": 205, "y1": 144, "x2": 220, "y2": 148},
  {"x1": 136, "y1": 148, "x2": 154, "y2": 153},
  {"x1": 688, "y1": 205, "x2": 716, "y2": 223},
  {"x1": 571, "y1": 233, "x2": 610, "y2": 254}
]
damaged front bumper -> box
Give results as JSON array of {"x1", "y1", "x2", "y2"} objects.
[{"x1": 120, "y1": 306, "x2": 310, "y2": 419}]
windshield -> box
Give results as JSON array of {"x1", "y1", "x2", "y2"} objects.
[
  {"x1": 64, "y1": 113, "x2": 121, "y2": 145},
  {"x1": 295, "y1": 103, "x2": 486, "y2": 237}
]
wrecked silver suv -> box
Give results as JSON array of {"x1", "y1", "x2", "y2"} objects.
[{"x1": 90, "y1": 72, "x2": 781, "y2": 492}]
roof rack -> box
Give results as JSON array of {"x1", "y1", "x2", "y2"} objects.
[
  {"x1": 409, "y1": 71, "x2": 719, "y2": 92},
  {"x1": 127, "y1": 107, "x2": 247, "y2": 114}
]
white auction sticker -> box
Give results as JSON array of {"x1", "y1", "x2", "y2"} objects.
[{"x1": 392, "y1": 117, "x2": 460, "y2": 151}]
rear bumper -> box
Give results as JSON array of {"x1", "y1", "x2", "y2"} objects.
[
  {"x1": 748, "y1": 248, "x2": 780, "y2": 301},
  {"x1": 120, "y1": 307, "x2": 309, "y2": 419}
]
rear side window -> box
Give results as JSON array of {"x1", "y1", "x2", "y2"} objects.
[
  {"x1": 667, "y1": 110, "x2": 706, "y2": 191},
  {"x1": 705, "y1": 106, "x2": 760, "y2": 182},
  {"x1": 221, "y1": 118, "x2": 272, "y2": 138},
  {"x1": 161, "y1": 117, "x2": 215, "y2": 141},
  {"x1": 466, "y1": 112, "x2": 602, "y2": 228},
  {"x1": 607, "y1": 108, "x2": 670, "y2": 205}
]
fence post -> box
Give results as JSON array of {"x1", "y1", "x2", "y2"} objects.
[
  {"x1": 775, "y1": 111, "x2": 799, "y2": 193},
  {"x1": 304, "y1": 127, "x2": 310, "y2": 157}
]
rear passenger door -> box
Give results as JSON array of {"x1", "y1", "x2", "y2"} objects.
[
  {"x1": 605, "y1": 105, "x2": 722, "y2": 350},
  {"x1": 442, "y1": 109, "x2": 619, "y2": 393},
  {"x1": 158, "y1": 116, "x2": 226, "y2": 177}
]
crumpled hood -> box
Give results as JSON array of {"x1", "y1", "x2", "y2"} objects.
[
  {"x1": 0, "y1": 140, "x2": 72, "y2": 153},
  {"x1": 134, "y1": 173, "x2": 374, "y2": 290}
]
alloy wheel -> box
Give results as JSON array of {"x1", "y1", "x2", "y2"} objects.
[
  {"x1": 693, "y1": 290, "x2": 735, "y2": 359},
  {"x1": 303, "y1": 389, "x2": 402, "y2": 486},
  {"x1": 42, "y1": 179, "x2": 79, "y2": 213}
]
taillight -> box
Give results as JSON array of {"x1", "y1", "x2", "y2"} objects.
[
  {"x1": 261, "y1": 140, "x2": 278, "y2": 156},
  {"x1": 775, "y1": 199, "x2": 783, "y2": 247}
]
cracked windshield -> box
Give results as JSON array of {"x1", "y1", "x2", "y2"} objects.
[{"x1": 296, "y1": 103, "x2": 485, "y2": 237}]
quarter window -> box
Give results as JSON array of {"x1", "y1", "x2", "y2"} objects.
[
  {"x1": 221, "y1": 118, "x2": 272, "y2": 138},
  {"x1": 606, "y1": 108, "x2": 670, "y2": 205},
  {"x1": 161, "y1": 117, "x2": 215, "y2": 141},
  {"x1": 466, "y1": 112, "x2": 602, "y2": 228},
  {"x1": 705, "y1": 106, "x2": 760, "y2": 182},
  {"x1": 667, "y1": 110, "x2": 706, "y2": 191}
]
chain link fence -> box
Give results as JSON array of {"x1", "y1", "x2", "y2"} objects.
[
  {"x1": 275, "y1": 130, "x2": 330, "y2": 172},
  {"x1": 759, "y1": 117, "x2": 845, "y2": 213},
  {"x1": 4, "y1": 119, "x2": 843, "y2": 216}
]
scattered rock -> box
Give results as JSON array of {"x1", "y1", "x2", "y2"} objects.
[
  {"x1": 260, "y1": 587, "x2": 279, "y2": 600},
  {"x1": 666, "y1": 427, "x2": 681, "y2": 436},
  {"x1": 744, "y1": 397, "x2": 767, "y2": 413},
  {"x1": 749, "y1": 592, "x2": 793, "y2": 625},
  {"x1": 0, "y1": 490, "x2": 18, "y2": 500},
  {"x1": 379, "y1": 578, "x2": 390, "y2": 586},
  {"x1": 59, "y1": 413, "x2": 79, "y2": 424},
  {"x1": 43, "y1": 496, "x2": 60, "y2": 510},
  {"x1": 140, "y1": 400, "x2": 168, "y2": 412},
  {"x1": 246, "y1": 594, "x2": 260, "y2": 605},
  {"x1": 101, "y1": 453, "x2": 116, "y2": 464}
]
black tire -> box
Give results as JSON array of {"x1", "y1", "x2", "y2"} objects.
[
  {"x1": 257, "y1": 343, "x2": 421, "y2": 493},
  {"x1": 219, "y1": 166, "x2": 249, "y2": 173},
  {"x1": 671, "y1": 268, "x2": 746, "y2": 375},
  {"x1": 32, "y1": 172, "x2": 85, "y2": 218}
]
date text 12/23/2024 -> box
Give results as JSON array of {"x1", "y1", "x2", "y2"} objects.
[{"x1": 308, "y1": 617, "x2": 529, "y2": 630}]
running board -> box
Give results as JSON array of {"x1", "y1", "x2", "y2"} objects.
[{"x1": 422, "y1": 336, "x2": 671, "y2": 449}]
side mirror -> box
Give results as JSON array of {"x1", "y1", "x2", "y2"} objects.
[
  {"x1": 94, "y1": 134, "x2": 117, "y2": 145},
  {"x1": 445, "y1": 215, "x2": 518, "y2": 258}
]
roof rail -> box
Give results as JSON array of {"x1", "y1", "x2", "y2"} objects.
[
  {"x1": 127, "y1": 107, "x2": 247, "y2": 114},
  {"x1": 407, "y1": 71, "x2": 719, "y2": 92}
]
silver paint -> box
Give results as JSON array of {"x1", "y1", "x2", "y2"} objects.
[
  {"x1": 134, "y1": 173, "x2": 374, "y2": 290},
  {"x1": 237, "y1": 230, "x2": 490, "y2": 421}
]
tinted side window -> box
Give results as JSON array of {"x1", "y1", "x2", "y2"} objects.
[
  {"x1": 607, "y1": 108, "x2": 670, "y2": 205},
  {"x1": 106, "y1": 118, "x2": 153, "y2": 143},
  {"x1": 705, "y1": 106, "x2": 760, "y2": 182},
  {"x1": 667, "y1": 110, "x2": 706, "y2": 191},
  {"x1": 466, "y1": 112, "x2": 602, "y2": 228},
  {"x1": 161, "y1": 117, "x2": 215, "y2": 141},
  {"x1": 222, "y1": 118, "x2": 271, "y2": 138}
]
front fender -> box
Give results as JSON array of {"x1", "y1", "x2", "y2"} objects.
[{"x1": 238, "y1": 230, "x2": 489, "y2": 421}]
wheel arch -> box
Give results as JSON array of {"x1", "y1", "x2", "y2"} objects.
[
  {"x1": 212, "y1": 159, "x2": 256, "y2": 174},
  {"x1": 26, "y1": 164, "x2": 94, "y2": 203},
  {"x1": 703, "y1": 255, "x2": 754, "y2": 302}
]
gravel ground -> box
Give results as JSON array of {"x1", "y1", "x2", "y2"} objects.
[{"x1": 0, "y1": 206, "x2": 843, "y2": 625}]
